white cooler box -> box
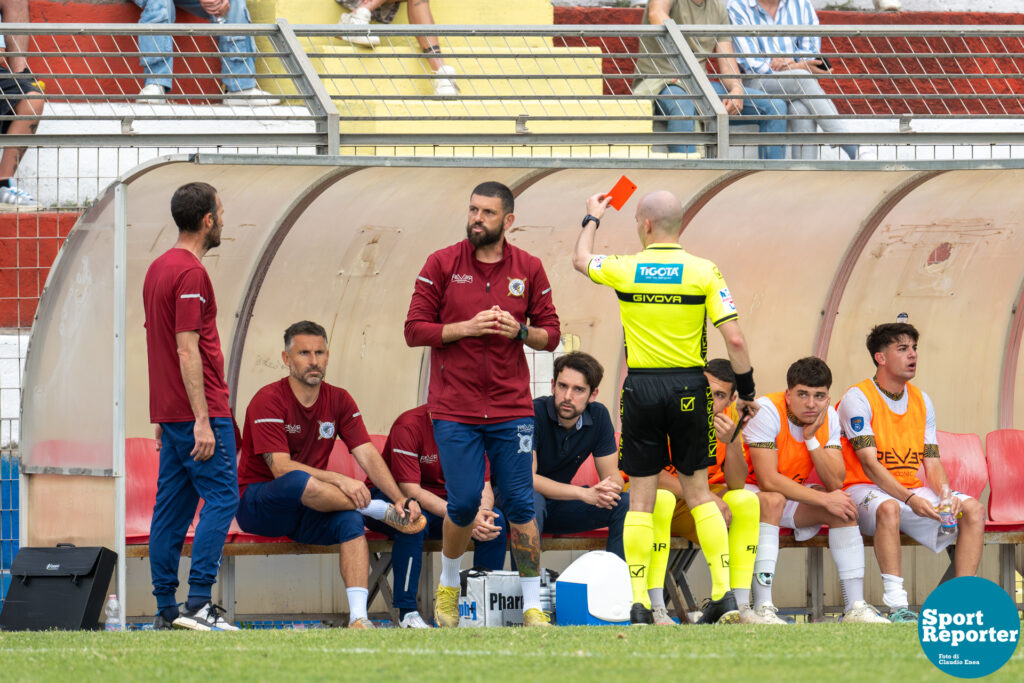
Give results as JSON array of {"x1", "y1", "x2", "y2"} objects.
[{"x1": 554, "y1": 551, "x2": 631, "y2": 626}]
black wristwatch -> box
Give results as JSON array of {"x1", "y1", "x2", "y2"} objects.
[
  {"x1": 516, "y1": 323, "x2": 529, "y2": 342},
  {"x1": 581, "y1": 214, "x2": 600, "y2": 229}
]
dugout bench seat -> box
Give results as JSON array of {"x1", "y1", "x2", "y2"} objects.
[{"x1": 124, "y1": 429, "x2": 1024, "y2": 624}]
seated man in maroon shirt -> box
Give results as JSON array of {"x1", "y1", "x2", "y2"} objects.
[
  {"x1": 237, "y1": 320, "x2": 424, "y2": 629},
  {"x1": 369, "y1": 404, "x2": 507, "y2": 628}
]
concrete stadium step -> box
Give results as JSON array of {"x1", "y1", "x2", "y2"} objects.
[
  {"x1": 250, "y1": 0, "x2": 555, "y2": 49},
  {"x1": 335, "y1": 97, "x2": 654, "y2": 135},
  {"x1": 269, "y1": 45, "x2": 605, "y2": 99}
]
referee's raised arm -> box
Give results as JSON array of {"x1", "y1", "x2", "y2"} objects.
[{"x1": 572, "y1": 193, "x2": 612, "y2": 275}]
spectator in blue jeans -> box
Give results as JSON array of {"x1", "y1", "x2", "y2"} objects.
[
  {"x1": 530, "y1": 352, "x2": 628, "y2": 559},
  {"x1": 366, "y1": 405, "x2": 507, "y2": 628},
  {"x1": 133, "y1": 0, "x2": 278, "y2": 105},
  {"x1": 633, "y1": 0, "x2": 786, "y2": 158}
]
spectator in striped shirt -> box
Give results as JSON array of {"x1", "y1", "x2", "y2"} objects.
[{"x1": 727, "y1": 0, "x2": 860, "y2": 160}]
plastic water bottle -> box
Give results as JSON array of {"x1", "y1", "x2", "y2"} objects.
[
  {"x1": 896, "y1": 312, "x2": 909, "y2": 323},
  {"x1": 937, "y1": 502, "x2": 957, "y2": 536},
  {"x1": 104, "y1": 594, "x2": 123, "y2": 631}
]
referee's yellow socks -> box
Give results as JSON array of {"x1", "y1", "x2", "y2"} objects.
[
  {"x1": 722, "y1": 489, "x2": 759, "y2": 591},
  {"x1": 691, "y1": 501, "x2": 730, "y2": 600},
  {"x1": 647, "y1": 489, "x2": 675, "y2": 593},
  {"x1": 623, "y1": 510, "x2": 654, "y2": 608}
]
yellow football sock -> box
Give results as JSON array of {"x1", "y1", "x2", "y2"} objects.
[
  {"x1": 623, "y1": 510, "x2": 654, "y2": 608},
  {"x1": 648, "y1": 489, "x2": 675, "y2": 593},
  {"x1": 692, "y1": 500, "x2": 730, "y2": 600},
  {"x1": 722, "y1": 489, "x2": 759, "y2": 591}
]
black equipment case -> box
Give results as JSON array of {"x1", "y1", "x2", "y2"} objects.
[{"x1": 0, "y1": 543, "x2": 117, "y2": 630}]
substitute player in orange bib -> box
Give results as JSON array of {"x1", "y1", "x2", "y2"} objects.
[
  {"x1": 838, "y1": 322, "x2": 984, "y2": 623},
  {"x1": 744, "y1": 357, "x2": 887, "y2": 624}
]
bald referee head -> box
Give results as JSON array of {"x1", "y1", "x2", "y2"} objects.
[{"x1": 635, "y1": 190, "x2": 684, "y2": 246}]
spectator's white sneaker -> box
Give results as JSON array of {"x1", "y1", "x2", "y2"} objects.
[
  {"x1": 0, "y1": 183, "x2": 38, "y2": 211},
  {"x1": 137, "y1": 83, "x2": 167, "y2": 102},
  {"x1": 226, "y1": 87, "x2": 280, "y2": 107},
  {"x1": 434, "y1": 65, "x2": 458, "y2": 97},
  {"x1": 841, "y1": 600, "x2": 890, "y2": 624},
  {"x1": 873, "y1": 0, "x2": 901, "y2": 10},
  {"x1": 399, "y1": 611, "x2": 431, "y2": 629},
  {"x1": 339, "y1": 7, "x2": 379, "y2": 47}
]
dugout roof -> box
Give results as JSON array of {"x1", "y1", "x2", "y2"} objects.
[{"x1": 20, "y1": 158, "x2": 1024, "y2": 476}]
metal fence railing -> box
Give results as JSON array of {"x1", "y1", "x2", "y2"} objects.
[{"x1": 0, "y1": 22, "x2": 1021, "y2": 166}]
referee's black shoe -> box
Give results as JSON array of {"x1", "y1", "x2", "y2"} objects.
[
  {"x1": 630, "y1": 602, "x2": 654, "y2": 625},
  {"x1": 696, "y1": 590, "x2": 740, "y2": 624}
]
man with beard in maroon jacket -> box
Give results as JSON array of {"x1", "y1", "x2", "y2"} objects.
[{"x1": 405, "y1": 181, "x2": 561, "y2": 627}]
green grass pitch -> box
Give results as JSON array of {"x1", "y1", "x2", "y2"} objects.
[{"x1": 0, "y1": 622, "x2": 1021, "y2": 681}]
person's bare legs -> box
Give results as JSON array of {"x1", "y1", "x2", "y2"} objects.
[
  {"x1": 954, "y1": 497, "x2": 984, "y2": 576},
  {"x1": 873, "y1": 499, "x2": 902, "y2": 577},
  {"x1": 338, "y1": 535, "x2": 369, "y2": 589},
  {"x1": 356, "y1": 0, "x2": 446, "y2": 70},
  {"x1": 301, "y1": 477, "x2": 372, "y2": 625},
  {"x1": 406, "y1": 0, "x2": 445, "y2": 71},
  {"x1": 300, "y1": 477, "x2": 359, "y2": 512},
  {"x1": 0, "y1": 94, "x2": 44, "y2": 181},
  {"x1": 441, "y1": 513, "x2": 474, "y2": 561}
]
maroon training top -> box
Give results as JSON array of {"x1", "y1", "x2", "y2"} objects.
[
  {"x1": 404, "y1": 239, "x2": 560, "y2": 423},
  {"x1": 143, "y1": 248, "x2": 231, "y2": 423},
  {"x1": 237, "y1": 378, "x2": 371, "y2": 492}
]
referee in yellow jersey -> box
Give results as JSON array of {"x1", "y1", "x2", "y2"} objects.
[{"x1": 572, "y1": 190, "x2": 759, "y2": 625}]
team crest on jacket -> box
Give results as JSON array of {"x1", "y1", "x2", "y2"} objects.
[
  {"x1": 318, "y1": 421, "x2": 336, "y2": 440},
  {"x1": 508, "y1": 277, "x2": 526, "y2": 297},
  {"x1": 850, "y1": 417, "x2": 865, "y2": 433}
]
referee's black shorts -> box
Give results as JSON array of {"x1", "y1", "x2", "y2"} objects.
[{"x1": 618, "y1": 367, "x2": 714, "y2": 478}]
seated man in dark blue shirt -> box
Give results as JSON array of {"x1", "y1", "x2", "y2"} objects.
[{"x1": 532, "y1": 352, "x2": 628, "y2": 558}]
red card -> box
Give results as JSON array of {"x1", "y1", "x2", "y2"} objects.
[{"x1": 606, "y1": 175, "x2": 637, "y2": 211}]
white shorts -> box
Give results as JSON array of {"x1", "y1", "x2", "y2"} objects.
[
  {"x1": 846, "y1": 484, "x2": 972, "y2": 553},
  {"x1": 744, "y1": 483, "x2": 823, "y2": 542}
]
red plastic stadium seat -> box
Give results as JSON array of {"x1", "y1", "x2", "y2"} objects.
[
  {"x1": 327, "y1": 440, "x2": 369, "y2": 481},
  {"x1": 125, "y1": 437, "x2": 159, "y2": 545},
  {"x1": 985, "y1": 429, "x2": 1024, "y2": 523},
  {"x1": 570, "y1": 455, "x2": 600, "y2": 487},
  {"x1": 935, "y1": 430, "x2": 987, "y2": 500},
  {"x1": 125, "y1": 437, "x2": 201, "y2": 545}
]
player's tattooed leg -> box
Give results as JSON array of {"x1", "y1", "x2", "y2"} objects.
[{"x1": 510, "y1": 521, "x2": 541, "y2": 577}]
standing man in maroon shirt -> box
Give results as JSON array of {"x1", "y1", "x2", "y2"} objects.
[
  {"x1": 142, "y1": 182, "x2": 239, "y2": 631},
  {"x1": 237, "y1": 320, "x2": 423, "y2": 629},
  {"x1": 405, "y1": 181, "x2": 561, "y2": 627}
]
